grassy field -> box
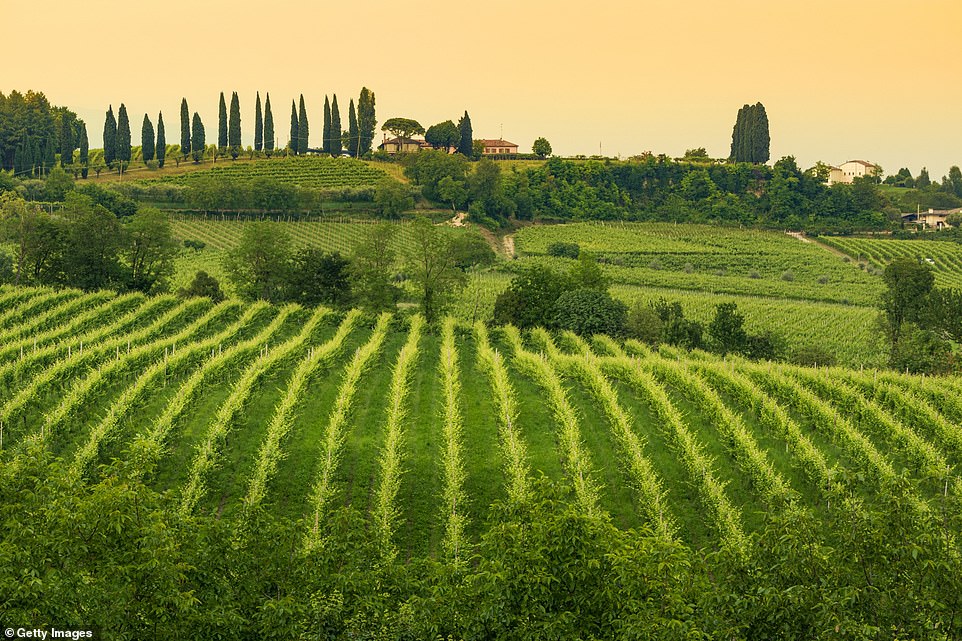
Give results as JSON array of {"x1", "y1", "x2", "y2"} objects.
[{"x1": 1, "y1": 286, "x2": 960, "y2": 560}]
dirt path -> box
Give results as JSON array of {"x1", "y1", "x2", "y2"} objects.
[
  {"x1": 786, "y1": 230, "x2": 851, "y2": 260},
  {"x1": 447, "y1": 212, "x2": 467, "y2": 227},
  {"x1": 503, "y1": 235, "x2": 516, "y2": 258},
  {"x1": 786, "y1": 231, "x2": 811, "y2": 243}
]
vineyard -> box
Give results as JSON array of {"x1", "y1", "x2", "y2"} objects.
[
  {"x1": 2, "y1": 285, "x2": 961, "y2": 636},
  {"x1": 821, "y1": 235, "x2": 962, "y2": 289},
  {"x1": 146, "y1": 156, "x2": 389, "y2": 189}
]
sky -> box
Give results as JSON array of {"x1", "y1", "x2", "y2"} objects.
[{"x1": 4, "y1": 0, "x2": 960, "y2": 177}]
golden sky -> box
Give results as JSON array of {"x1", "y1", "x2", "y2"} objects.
[{"x1": 5, "y1": 0, "x2": 960, "y2": 176}]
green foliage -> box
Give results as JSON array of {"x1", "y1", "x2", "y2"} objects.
[
  {"x1": 493, "y1": 264, "x2": 572, "y2": 328},
  {"x1": 350, "y1": 221, "x2": 401, "y2": 311},
  {"x1": 449, "y1": 231, "x2": 496, "y2": 269},
  {"x1": 179, "y1": 98, "x2": 190, "y2": 161},
  {"x1": 44, "y1": 164, "x2": 74, "y2": 201},
  {"x1": 347, "y1": 98, "x2": 358, "y2": 157},
  {"x1": 297, "y1": 94, "x2": 309, "y2": 156},
  {"x1": 708, "y1": 301, "x2": 747, "y2": 355},
  {"x1": 263, "y1": 93, "x2": 274, "y2": 155},
  {"x1": 228, "y1": 91, "x2": 241, "y2": 159},
  {"x1": 223, "y1": 220, "x2": 292, "y2": 302},
  {"x1": 155, "y1": 112, "x2": 166, "y2": 168},
  {"x1": 403, "y1": 149, "x2": 469, "y2": 202},
  {"x1": 730, "y1": 102, "x2": 769, "y2": 163},
  {"x1": 177, "y1": 269, "x2": 224, "y2": 301},
  {"x1": 330, "y1": 95, "x2": 342, "y2": 156},
  {"x1": 425, "y1": 120, "x2": 459, "y2": 150},
  {"x1": 552, "y1": 287, "x2": 628, "y2": 337},
  {"x1": 381, "y1": 117, "x2": 424, "y2": 142},
  {"x1": 125, "y1": 206, "x2": 177, "y2": 293},
  {"x1": 116, "y1": 104, "x2": 131, "y2": 164},
  {"x1": 254, "y1": 92, "x2": 263, "y2": 152},
  {"x1": 103, "y1": 105, "x2": 117, "y2": 167},
  {"x1": 141, "y1": 113, "x2": 155, "y2": 163},
  {"x1": 288, "y1": 100, "x2": 298, "y2": 154},
  {"x1": 374, "y1": 178, "x2": 415, "y2": 217},
  {"x1": 881, "y1": 257, "x2": 935, "y2": 344},
  {"x1": 532, "y1": 136, "x2": 552, "y2": 158},
  {"x1": 546, "y1": 241, "x2": 579, "y2": 258},
  {"x1": 626, "y1": 302, "x2": 663, "y2": 343},
  {"x1": 285, "y1": 249, "x2": 352, "y2": 307},
  {"x1": 357, "y1": 87, "x2": 376, "y2": 156},
  {"x1": 190, "y1": 112, "x2": 205, "y2": 162},
  {"x1": 653, "y1": 298, "x2": 704, "y2": 349},
  {"x1": 322, "y1": 95, "x2": 331, "y2": 154},
  {"x1": 457, "y1": 110, "x2": 473, "y2": 157},
  {"x1": 218, "y1": 91, "x2": 228, "y2": 149},
  {"x1": 404, "y1": 216, "x2": 468, "y2": 322},
  {"x1": 78, "y1": 122, "x2": 89, "y2": 178}
]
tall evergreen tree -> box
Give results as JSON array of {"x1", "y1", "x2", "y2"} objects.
[
  {"x1": 457, "y1": 110, "x2": 473, "y2": 157},
  {"x1": 59, "y1": 115, "x2": 74, "y2": 166},
  {"x1": 322, "y1": 96, "x2": 332, "y2": 154},
  {"x1": 103, "y1": 105, "x2": 117, "y2": 167},
  {"x1": 218, "y1": 92, "x2": 228, "y2": 149},
  {"x1": 191, "y1": 112, "x2": 206, "y2": 162},
  {"x1": 156, "y1": 112, "x2": 166, "y2": 168},
  {"x1": 297, "y1": 94, "x2": 309, "y2": 155},
  {"x1": 79, "y1": 122, "x2": 89, "y2": 178},
  {"x1": 141, "y1": 113, "x2": 155, "y2": 163},
  {"x1": 116, "y1": 104, "x2": 131, "y2": 165},
  {"x1": 264, "y1": 93, "x2": 275, "y2": 156},
  {"x1": 254, "y1": 92, "x2": 263, "y2": 152},
  {"x1": 289, "y1": 100, "x2": 298, "y2": 154},
  {"x1": 729, "y1": 104, "x2": 747, "y2": 162},
  {"x1": 751, "y1": 102, "x2": 770, "y2": 164},
  {"x1": 358, "y1": 87, "x2": 376, "y2": 156},
  {"x1": 180, "y1": 98, "x2": 190, "y2": 161},
  {"x1": 347, "y1": 99, "x2": 359, "y2": 157},
  {"x1": 228, "y1": 91, "x2": 241, "y2": 159},
  {"x1": 330, "y1": 95, "x2": 342, "y2": 156}
]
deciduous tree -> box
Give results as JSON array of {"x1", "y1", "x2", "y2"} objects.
[
  {"x1": 381, "y1": 118, "x2": 424, "y2": 145},
  {"x1": 532, "y1": 137, "x2": 552, "y2": 158},
  {"x1": 224, "y1": 221, "x2": 292, "y2": 302},
  {"x1": 425, "y1": 120, "x2": 459, "y2": 150}
]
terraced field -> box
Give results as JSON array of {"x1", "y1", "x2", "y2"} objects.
[
  {"x1": 2, "y1": 286, "x2": 960, "y2": 556},
  {"x1": 821, "y1": 235, "x2": 962, "y2": 289},
  {"x1": 148, "y1": 156, "x2": 388, "y2": 189}
]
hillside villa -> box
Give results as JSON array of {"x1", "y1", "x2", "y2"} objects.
[
  {"x1": 481, "y1": 139, "x2": 519, "y2": 155},
  {"x1": 826, "y1": 160, "x2": 880, "y2": 186}
]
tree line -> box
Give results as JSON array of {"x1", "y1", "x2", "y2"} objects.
[{"x1": 0, "y1": 90, "x2": 87, "y2": 177}]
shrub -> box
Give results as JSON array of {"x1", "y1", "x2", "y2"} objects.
[
  {"x1": 626, "y1": 302, "x2": 663, "y2": 344},
  {"x1": 546, "y1": 241, "x2": 580, "y2": 259},
  {"x1": 683, "y1": 263, "x2": 694, "y2": 274},
  {"x1": 551, "y1": 288, "x2": 627, "y2": 337},
  {"x1": 177, "y1": 270, "x2": 224, "y2": 302},
  {"x1": 790, "y1": 344, "x2": 837, "y2": 367},
  {"x1": 649, "y1": 259, "x2": 663, "y2": 270},
  {"x1": 781, "y1": 270, "x2": 795, "y2": 281},
  {"x1": 749, "y1": 270, "x2": 761, "y2": 279},
  {"x1": 818, "y1": 275, "x2": 830, "y2": 284}
]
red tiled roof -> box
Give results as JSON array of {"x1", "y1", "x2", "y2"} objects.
[{"x1": 482, "y1": 139, "x2": 518, "y2": 147}]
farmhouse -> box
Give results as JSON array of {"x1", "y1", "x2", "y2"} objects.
[
  {"x1": 377, "y1": 136, "x2": 433, "y2": 154},
  {"x1": 901, "y1": 207, "x2": 962, "y2": 230},
  {"x1": 481, "y1": 139, "x2": 519, "y2": 155},
  {"x1": 826, "y1": 160, "x2": 880, "y2": 186}
]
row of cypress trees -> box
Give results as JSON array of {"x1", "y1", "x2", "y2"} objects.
[
  {"x1": 102, "y1": 89, "x2": 378, "y2": 167},
  {"x1": 729, "y1": 102, "x2": 770, "y2": 164}
]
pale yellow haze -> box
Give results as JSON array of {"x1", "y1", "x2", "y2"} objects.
[{"x1": 5, "y1": 0, "x2": 960, "y2": 175}]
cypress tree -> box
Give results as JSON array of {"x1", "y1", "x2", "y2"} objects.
[
  {"x1": 322, "y1": 96, "x2": 331, "y2": 154},
  {"x1": 729, "y1": 105, "x2": 746, "y2": 161},
  {"x1": 141, "y1": 113, "x2": 155, "y2": 163},
  {"x1": 218, "y1": 92, "x2": 228, "y2": 149},
  {"x1": 59, "y1": 115, "x2": 74, "y2": 166},
  {"x1": 228, "y1": 91, "x2": 241, "y2": 159},
  {"x1": 357, "y1": 87, "x2": 376, "y2": 156},
  {"x1": 330, "y1": 95, "x2": 342, "y2": 156},
  {"x1": 297, "y1": 94, "x2": 309, "y2": 155},
  {"x1": 191, "y1": 112, "x2": 206, "y2": 162},
  {"x1": 254, "y1": 92, "x2": 263, "y2": 152},
  {"x1": 43, "y1": 140, "x2": 55, "y2": 175},
  {"x1": 103, "y1": 105, "x2": 117, "y2": 167},
  {"x1": 156, "y1": 112, "x2": 166, "y2": 168},
  {"x1": 180, "y1": 98, "x2": 190, "y2": 161},
  {"x1": 347, "y1": 98, "x2": 359, "y2": 157},
  {"x1": 457, "y1": 110, "x2": 473, "y2": 157},
  {"x1": 264, "y1": 93, "x2": 275, "y2": 156},
  {"x1": 79, "y1": 122, "x2": 89, "y2": 178},
  {"x1": 751, "y1": 102, "x2": 770, "y2": 164},
  {"x1": 289, "y1": 100, "x2": 298, "y2": 154},
  {"x1": 116, "y1": 104, "x2": 131, "y2": 165}
]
